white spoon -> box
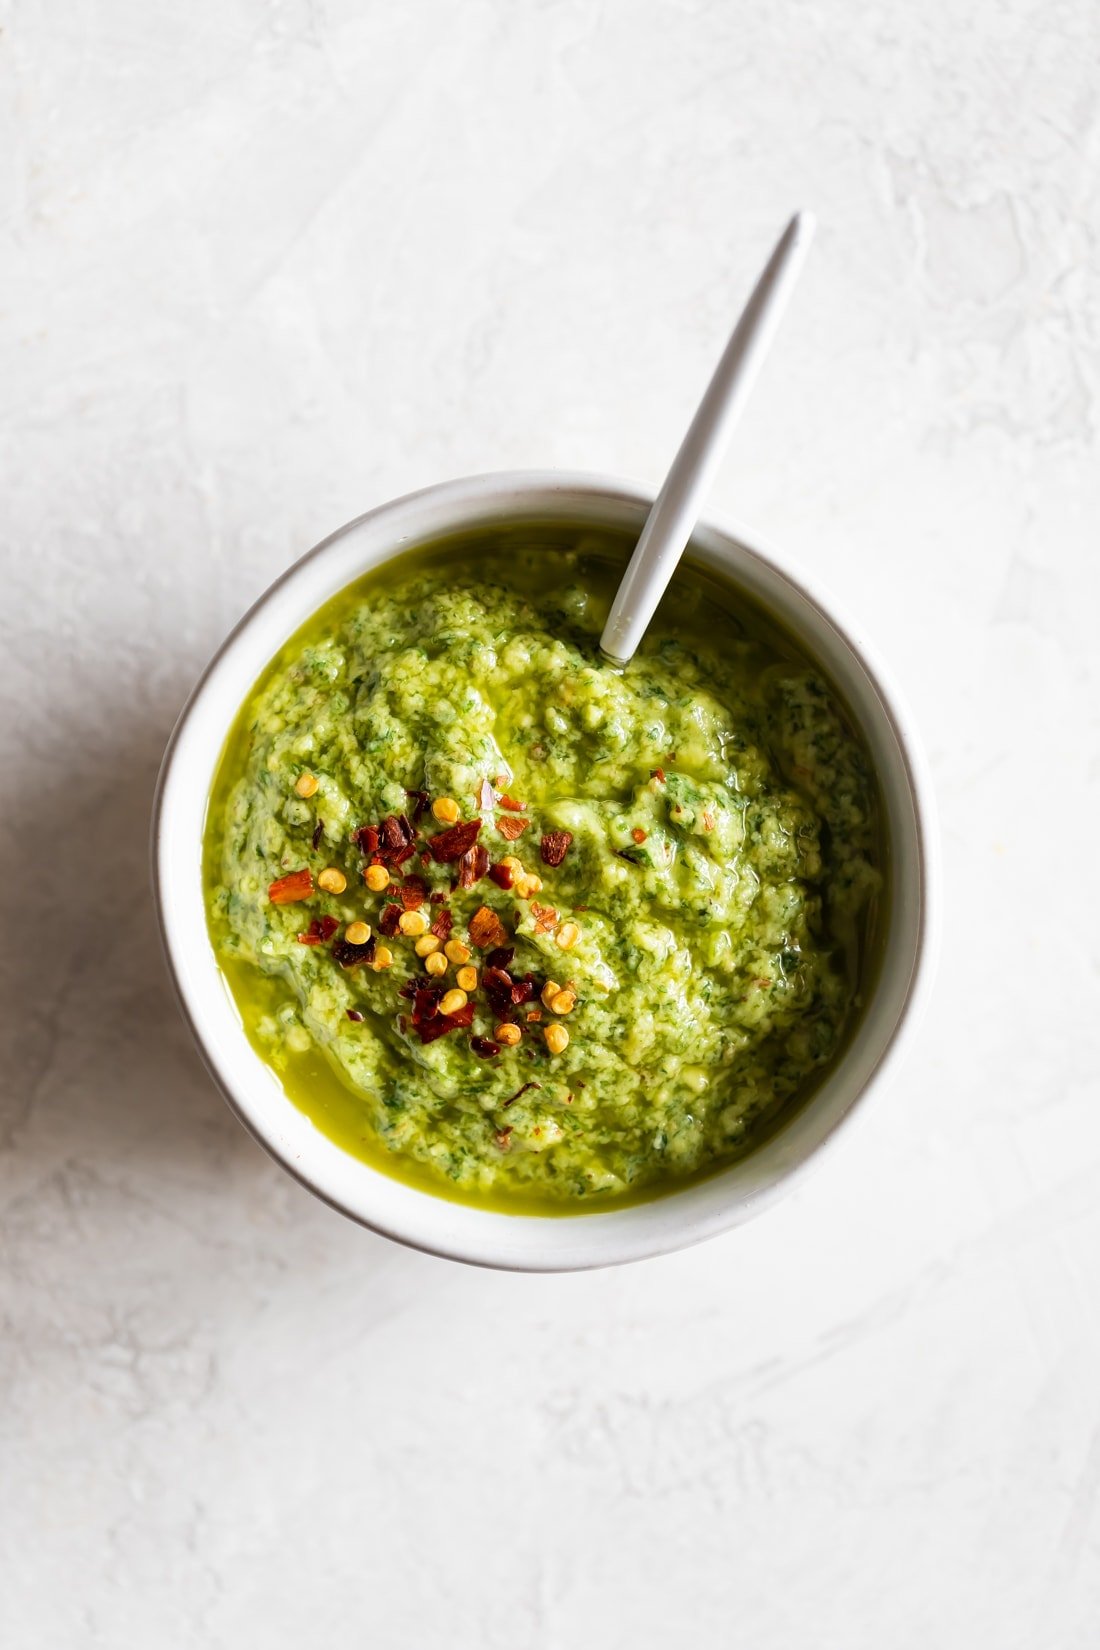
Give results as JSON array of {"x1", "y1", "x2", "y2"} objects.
[{"x1": 599, "y1": 210, "x2": 816, "y2": 666}]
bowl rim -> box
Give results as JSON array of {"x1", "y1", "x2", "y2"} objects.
[{"x1": 151, "y1": 469, "x2": 939, "y2": 1270}]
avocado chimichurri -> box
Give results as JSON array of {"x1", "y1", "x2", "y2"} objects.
[{"x1": 204, "y1": 524, "x2": 882, "y2": 1213}]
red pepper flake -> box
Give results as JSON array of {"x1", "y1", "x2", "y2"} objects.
[
  {"x1": 409, "y1": 982, "x2": 457, "y2": 1043},
  {"x1": 429, "y1": 907, "x2": 454, "y2": 942},
  {"x1": 503, "y1": 1081, "x2": 540, "y2": 1108},
  {"x1": 530, "y1": 902, "x2": 558, "y2": 934},
  {"x1": 469, "y1": 905, "x2": 510, "y2": 950},
  {"x1": 573, "y1": 905, "x2": 588, "y2": 913},
  {"x1": 268, "y1": 868, "x2": 313, "y2": 904},
  {"x1": 297, "y1": 917, "x2": 330, "y2": 946},
  {"x1": 331, "y1": 934, "x2": 376, "y2": 968},
  {"x1": 346, "y1": 1009, "x2": 364, "y2": 1022},
  {"x1": 488, "y1": 860, "x2": 514, "y2": 890},
  {"x1": 311, "y1": 819, "x2": 324, "y2": 851},
  {"x1": 650, "y1": 767, "x2": 666, "y2": 784},
  {"x1": 496, "y1": 814, "x2": 529, "y2": 841},
  {"x1": 405, "y1": 788, "x2": 431, "y2": 825},
  {"x1": 458, "y1": 843, "x2": 490, "y2": 889},
  {"x1": 471, "y1": 1036, "x2": 501, "y2": 1059},
  {"x1": 379, "y1": 903, "x2": 402, "y2": 937},
  {"x1": 499, "y1": 795, "x2": 526, "y2": 812},
  {"x1": 353, "y1": 813, "x2": 416, "y2": 868},
  {"x1": 540, "y1": 830, "x2": 572, "y2": 867},
  {"x1": 380, "y1": 814, "x2": 406, "y2": 854},
  {"x1": 427, "y1": 818, "x2": 482, "y2": 863},
  {"x1": 486, "y1": 946, "x2": 515, "y2": 970},
  {"x1": 483, "y1": 966, "x2": 516, "y2": 1019},
  {"x1": 398, "y1": 876, "x2": 428, "y2": 911},
  {"x1": 478, "y1": 778, "x2": 496, "y2": 811},
  {"x1": 412, "y1": 983, "x2": 443, "y2": 1021},
  {"x1": 526, "y1": 1009, "x2": 542, "y2": 1023},
  {"x1": 417, "y1": 1002, "x2": 476, "y2": 1044},
  {"x1": 429, "y1": 891, "x2": 445, "y2": 905},
  {"x1": 415, "y1": 1018, "x2": 452, "y2": 1045},
  {"x1": 632, "y1": 828, "x2": 648, "y2": 844},
  {"x1": 510, "y1": 974, "x2": 538, "y2": 1007}
]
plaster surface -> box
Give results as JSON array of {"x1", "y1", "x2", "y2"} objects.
[{"x1": 2, "y1": 3, "x2": 1099, "y2": 1644}]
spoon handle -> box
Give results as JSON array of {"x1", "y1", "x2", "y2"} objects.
[{"x1": 599, "y1": 210, "x2": 815, "y2": 666}]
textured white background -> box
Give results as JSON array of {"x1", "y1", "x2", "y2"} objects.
[{"x1": 3, "y1": 2, "x2": 1099, "y2": 1645}]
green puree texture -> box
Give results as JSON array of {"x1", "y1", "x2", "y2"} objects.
[{"x1": 204, "y1": 525, "x2": 882, "y2": 1214}]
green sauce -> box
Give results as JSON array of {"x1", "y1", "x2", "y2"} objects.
[{"x1": 204, "y1": 524, "x2": 882, "y2": 1214}]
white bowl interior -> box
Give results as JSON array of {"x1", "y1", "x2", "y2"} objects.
[{"x1": 153, "y1": 473, "x2": 935, "y2": 1270}]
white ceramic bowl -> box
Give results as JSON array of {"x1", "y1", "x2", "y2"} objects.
[{"x1": 153, "y1": 472, "x2": 937, "y2": 1271}]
